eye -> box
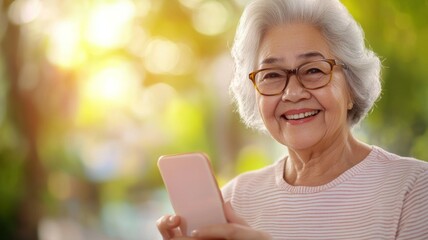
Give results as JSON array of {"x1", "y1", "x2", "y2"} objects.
[
  {"x1": 263, "y1": 72, "x2": 282, "y2": 79},
  {"x1": 304, "y1": 67, "x2": 325, "y2": 75},
  {"x1": 300, "y1": 61, "x2": 331, "y2": 76},
  {"x1": 257, "y1": 69, "x2": 285, "y2": 82}
]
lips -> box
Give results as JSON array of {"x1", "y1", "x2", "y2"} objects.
[{"x1": 283, "y1": 109, "x2": 320, "y2": 121}]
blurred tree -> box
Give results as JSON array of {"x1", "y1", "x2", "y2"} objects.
[
  {"x1": 343, "y1": 0, "x2": 428, "y2": 158},
  {"x1": 1, "y1": 1, "x2": 45, "y2": 238}
]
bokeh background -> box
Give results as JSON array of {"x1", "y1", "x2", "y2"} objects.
[{"x1": 0, "y1": 0, "x2": 427, "y2": 239}]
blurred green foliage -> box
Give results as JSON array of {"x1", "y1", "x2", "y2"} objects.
[{"x1": 343, "y1": 0, "x2": 428, "y2": 158}]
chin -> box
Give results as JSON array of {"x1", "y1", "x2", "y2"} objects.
[{"x1": 281, "y1": 133, "x2": 324, "y2": 151}]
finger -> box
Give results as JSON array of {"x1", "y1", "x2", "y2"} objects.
[
  {"x1": 191, "y1": 223, "x2": 271, "y2": 240},
  {"x1": 156, "y1": 215, "x2": 173, "y2": 239},
  {"x1": 170, "y1": 237, "x2": 199, "y2": 240},
  {"x1": 224, "y1": 201, "x2": 248, "y2": 226},
  {"x1": 156, "y1": 215, "x2": 182, "y2": 239}
]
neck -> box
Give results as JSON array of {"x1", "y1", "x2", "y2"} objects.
[{"x1": 284, "y1": 132, "x2": 371, "y2": 186}]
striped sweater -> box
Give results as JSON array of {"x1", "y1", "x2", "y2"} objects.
[{"x1": 222, "y1": 146, "x2": 428, "y2": 239}]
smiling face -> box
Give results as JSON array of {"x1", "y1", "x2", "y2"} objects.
[{"x1": 256, "y1": 23, "x2": 352, "y2": 152}]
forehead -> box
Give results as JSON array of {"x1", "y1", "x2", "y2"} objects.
[{"x1": 258, "y1": 23, "x2": 332, "y2": 65}]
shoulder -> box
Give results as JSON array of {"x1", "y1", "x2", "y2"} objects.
[
  {"x1": 376, "y1": 148, "x2": 428, "y2": 238},
  {"x1": 370, "y1": 146, "x2": 428, "y2": 190},
  {"x1": 371, "y1": 146, "x2": 428, "y2": 172}
]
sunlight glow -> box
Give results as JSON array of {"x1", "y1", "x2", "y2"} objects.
[
  {"x1": 7, "y1": 0, "x2": 42, "y2": 24},
  {"x1": 145, "y1": 38, "x2": 185, "y2": 74},
  {"x1": 127, "y1": 26, "x2": 149, "y2": 57},
  {"x1": 232, "y1": 0, "x2": 252, "y2": 7},
  {"x1": 83, "y1": 62, "x2": 141, "y2": 106},
  {"x1": 178, "y1": 0, "x2": 204, "y2": 9},
  {"x1": 46, "y1": 20, "x2": 84, "y2": 68},
  {"x1": 134, "y1": 0, "x2": 152, "y2": 17},
  {"x1": 86, "y1": 0, "x2": 136, "y2": 48},
  {"x1": 92, "y1": 71, "x2": 125, "y2": 101},
  {"x1": 192, "y1": 1, "x2": 230, "y2": 36}
]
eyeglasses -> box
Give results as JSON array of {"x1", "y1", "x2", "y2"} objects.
[{"x1": 249, "y1": 59, "x2": 347, "y2": 96}]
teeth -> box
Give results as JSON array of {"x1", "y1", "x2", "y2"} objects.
[{"x1": 286, "y1": 110, "x2": 319, "y2": 120}]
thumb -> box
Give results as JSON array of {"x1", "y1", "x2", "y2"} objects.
[{"x1": 224, "y1": 201, "x2": 248, "y2": 226}]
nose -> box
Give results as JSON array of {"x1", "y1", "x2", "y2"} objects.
[{"x1": 281, "y1": 75, "x2": 311, "y2": 102}]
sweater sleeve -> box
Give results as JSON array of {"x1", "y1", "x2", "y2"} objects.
[{"x1": 396, "y1": 169, "x2": 428, "y2": 240}]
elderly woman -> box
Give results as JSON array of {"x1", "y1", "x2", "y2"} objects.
[{"x1": 157, "y1": 0, "x2": 428, "y2": 239}]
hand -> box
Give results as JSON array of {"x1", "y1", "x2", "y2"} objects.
[
  {"x1": 156, "y1": 202, "x2": 271, "y2": 240},
  {"x1": 156, "y1": 214, "x2": 183, "y2": 240},
  {"x1": 175, "y1": 202, "x2": 272, "y2": 240}
]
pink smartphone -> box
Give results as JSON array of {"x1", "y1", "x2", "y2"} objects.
[{"x1": 158, "y1": 152, "x2": 227, "y2": 236}]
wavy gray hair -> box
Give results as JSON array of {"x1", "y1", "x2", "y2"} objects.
[{"x1": 230, "y1": 0, "x2": 381, "y2": 131}]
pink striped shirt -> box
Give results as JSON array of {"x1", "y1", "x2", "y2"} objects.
[{"x1": 222, "y1": 146, "x2": 428, "y2": 239}]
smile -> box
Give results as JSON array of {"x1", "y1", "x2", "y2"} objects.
[{"x1": 284, "y1": 110, "x2": 320, "y2": 120}]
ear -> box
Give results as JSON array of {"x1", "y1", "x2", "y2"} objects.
[
  {"x1": 345, "y1": 83, "x2": 354, "y2": 110},
  {"x1": 347, "y1": 101, "x2": 354, "y2": 110}
]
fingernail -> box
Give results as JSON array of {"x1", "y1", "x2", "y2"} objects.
[
  {"x1": 168, "y1": 215, "x2": 176, "y2": 224},
  {"x1": 191, "y1": 230, "x2": 199, "y2": 237}
]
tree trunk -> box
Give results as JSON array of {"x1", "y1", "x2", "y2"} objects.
[{"x1": 1, "y1": 3, "x2": 45, "y2": 239}]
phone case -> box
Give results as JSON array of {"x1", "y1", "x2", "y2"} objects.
[{"x1": 158, "y1": 152, "x2": 227, "y2": 236}]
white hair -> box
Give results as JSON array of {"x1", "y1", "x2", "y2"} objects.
[{"x1": 230, "y1": 0, "x2": 382, "y2": 131}]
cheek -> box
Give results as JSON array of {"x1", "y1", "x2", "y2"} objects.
[
  {"x1": 331, "y1": 73, "x2": 352, "y2": 107},
  {"x1": 257, "y1": 95, "x2": 276, "y2": 121},
  {"x1": 322, "y1": 83, "x2": 350, "y2": 121}
]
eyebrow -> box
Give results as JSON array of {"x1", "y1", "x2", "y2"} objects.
[{"x1": 259, "y1": 51, "x2": 326, "y2": 65}]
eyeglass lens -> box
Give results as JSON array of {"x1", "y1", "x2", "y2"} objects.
[{"x1": 254, "y1": 60, "x2": 333, "y2": 95}]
